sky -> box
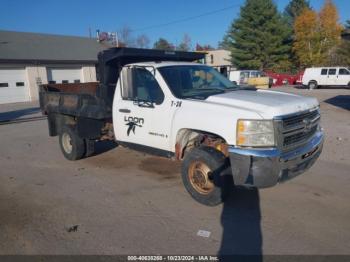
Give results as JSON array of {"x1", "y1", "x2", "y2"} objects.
[{"x1": 0, "y1": 0, "x2": 348, "y2": 48}]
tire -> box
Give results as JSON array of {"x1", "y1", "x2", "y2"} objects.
[
  {"x1": 181, "y1": 146, "x2": 232, "y2": 206},
  {"x1": 85, "y1": 139, "x2": 95, "y2": 157},
  {"x1": 346, "y1": 82, "x2": 350, "y2": 89},
  {"x1": 308, "y1": 81, "x2": 317, "y2": 90},
  {"x1": 232, "y1": 81, "x2": 238, "y2": 85},
  {"x1": 59, "y1": 126, "x2": 85, "y2": 161}
]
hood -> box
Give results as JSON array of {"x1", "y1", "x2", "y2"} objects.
[{"x1": 205, "y1": 89, "x2": 319, "y2": 118}]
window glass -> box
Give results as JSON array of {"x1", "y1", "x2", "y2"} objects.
[
  {"x1": 159, "y1": 65, "x2": 237, "y2": 100},
  {"x1": 123, "y1": 68, "x2": 164, "y2": 105},
  {"x1": 0, "y1": 83, "x2": 9, "y2": 88},
  {"x1": 339, "y1": 68, "x2": 350, "y2": 75},
  {"x1": 62, "y1": 80, "x2": 69, "y2": 84},
  {"x1": 321, "y1": 69, "x2": 328, "y2": 75},
  {"x1": 328, "y1": 69, "x2": 336, "y2": 75},
  {"x1": 16, "y1": 82, "x2": 24, "y2": 87},
  {"x1": 74, "y1": 80, "x2": 81, "y2": 83},
  {"x1": 48, "y1": 81, "x2": 56, "y2": 84}
]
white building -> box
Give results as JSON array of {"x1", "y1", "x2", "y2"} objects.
[{"x1": 0, "y1": 30, "x2": 110, "y2": 104}]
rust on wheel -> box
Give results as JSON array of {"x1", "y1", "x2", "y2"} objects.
[{"x1": 188, "y1": 161, "x2": 214, "y2": 195}]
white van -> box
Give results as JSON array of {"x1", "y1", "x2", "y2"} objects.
[{"x1": 302, "y1": 67, "x2": 350, "y2": 89}]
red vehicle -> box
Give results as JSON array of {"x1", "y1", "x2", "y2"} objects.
[{"x1": 265, "y1": 71, "x2": 304, "y2": 86}]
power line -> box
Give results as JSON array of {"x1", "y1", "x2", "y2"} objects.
[{"x1": 131, "y1": 3, "x2": 241, "y2": 32}]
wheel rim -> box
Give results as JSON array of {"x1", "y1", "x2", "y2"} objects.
[
  {"x1": 62, "y1": 132, "x2": 73, "y2": 154},
  {"x1": 188, "y1": 161, "x2": 214, "y2": 195}
]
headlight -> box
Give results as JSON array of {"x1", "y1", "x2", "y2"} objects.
[{"x1": 237, "y1": 120, "x2": 275, "y2": 147}]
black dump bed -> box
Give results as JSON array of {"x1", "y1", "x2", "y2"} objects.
[{"x1": 39, "y1": 47, "x2": 204, "y2": 120}]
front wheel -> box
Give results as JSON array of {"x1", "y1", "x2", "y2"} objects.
[
  {"x1": 59, "y1": 126, "x2": 85, "y2": 161},
  {"x1": 181, "y1": 147, "x2": 232, "y2": 206},
  {"x1": 308, "y1": 81, "x2": 317, "y2": 90}
]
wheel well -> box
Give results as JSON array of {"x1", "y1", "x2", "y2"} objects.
[
  {"x1": 175, "y1": 129, "x2": 228, "y2": 160},
  {"x1": 309, "y1": 80, "x2": 317, "y2": 84}
]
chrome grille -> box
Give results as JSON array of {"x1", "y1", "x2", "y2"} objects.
[
  {"x1": 283, "y1": 110, "x2": 319, "y2": 129},
  {"x1": 283, "y1": 125, "x2": 318, "y2": 147},
  {"x1": 278, "y1": 109, "x2": 320, "y2": 150}
]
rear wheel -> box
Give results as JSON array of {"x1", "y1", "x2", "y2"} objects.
[
  {"x1": 181, "y1": 147, "x2": 232, "y2": 206},
  {"x1": 308, "y1": 81, "x2": 317, "y2": 90},
  {"x1": 232, "y1": 81, "x2": 237, "y2": 85},
  {"x1": 59, "y1": 126, "x2": 85, "y2": 161}
]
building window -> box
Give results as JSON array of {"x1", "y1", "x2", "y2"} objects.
[
  {"x1": 74, "y1": 80, "x2": 80, "y2": 83},
  {"x1": 62, "y1": 80, "x2": 69, "y2": 84},
  {"x1": 0, "y1": 83, "x2": 9, "y2": 88},
  {"x1": 16, "y1": 82, "x2": 25, "y2": 87},
  {"x1": 210, "y1": 54, "x2": 214, "y2": 64},
  {"x1": 48, "y1": 81, "x2": 56, "y2": 84}
]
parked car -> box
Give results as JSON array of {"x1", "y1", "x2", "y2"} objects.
[
  {"x1": 229, "y1": 70, "x2": 272, "y2": 89},
  {"x1": 39, "y1": 48, "x2": 324, "y2": 206},
  {"x1": 302, "y1": 67, "x2": 350, "y2": 89}
]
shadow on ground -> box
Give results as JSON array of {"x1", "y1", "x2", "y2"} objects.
[
  {"x1": 94, "y1": 140, "x2": 118, "y2": 155},
  {"x1": 219, "y1": 187, "x2": 262, "y2": 261},
  {"x1": 324, "y1": 95, "x2": 350, "y2": 111},
  {"x1": 0, "y1": 107, "x2": 40, "y2": 121}
]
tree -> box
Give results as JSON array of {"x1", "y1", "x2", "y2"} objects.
[
  {"x1": 177, "y1": 34, "x2": 191, "y2": 51},
  {"x1": 293, "y1": 8, "x2": 321, "y2": 67},
  {"x1": 283, "y1": 0, "x2": 312, "y2": 69},
  {"x1": 334, "y1": 20, "x2": 350, "y2": 65},
  {"x1": 293, "y1": 0, "x2": 342, "y2": 67},
  {"x1": 319, "y1": 0, "x2": 342, "y2": 62},
  {"x1": 118, "y1": 25, "x2": 135, "y2": 47},
  {"x1": 136, "y1": 34, "x2": 150, "y2": 49},
  {"x1": 196, "y1": 44, "x2": 215, "y2": 51},
  {"x1": 284, "y1": 0, "x2": 311, "y2": 25},
  {"x1": 222, "y1": 0, "x2": 291, "y2": 70},
  {"x1": 153, "y1": 38, "x2": 174, "y2": 50}
]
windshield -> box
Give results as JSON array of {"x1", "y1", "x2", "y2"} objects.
[{"x1": 158, "y1": 65, "x2": 238, "y2": 99}]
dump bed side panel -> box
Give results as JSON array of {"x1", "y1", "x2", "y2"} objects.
[{"x1": 39, "y1": 82, "x2": 112, "y2": 119}]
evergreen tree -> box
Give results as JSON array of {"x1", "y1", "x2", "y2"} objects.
[
  {"x1": 223, "y1": 0, "x2": 291, "y2": 70},
  {"x1": 284, "y1": 0, "x2": 311, "y2": 25}
]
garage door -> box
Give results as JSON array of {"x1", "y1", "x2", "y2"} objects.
[
  {"x1": 0, "y1": 68, "x2": 30, "y2": 104},
  {"x1": 47, "y1": 68, "x2": 82, "y2": 84}
]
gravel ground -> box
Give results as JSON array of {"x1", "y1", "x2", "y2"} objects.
[{"x1": 0, "y1": 86, "x2": 349, "y2": 255}]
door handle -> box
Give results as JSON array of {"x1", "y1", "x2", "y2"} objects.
[{"x1": 119, "y1": 109, "x2": 131, "y2": 113}]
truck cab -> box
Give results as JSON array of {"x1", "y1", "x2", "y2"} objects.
[{"x1": 40, "y1": 48, "x2": 324, "y2": 206}]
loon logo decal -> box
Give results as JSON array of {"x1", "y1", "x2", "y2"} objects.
[{"x1": 124, "y1": 116, "x2": 144, "y2": 136}]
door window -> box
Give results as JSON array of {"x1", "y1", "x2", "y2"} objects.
[{"x1": 122, "y1": 68, "x2": 164, "y2": 105}]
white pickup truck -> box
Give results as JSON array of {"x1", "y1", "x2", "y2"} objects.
[{"x1": 40, "y1": 48, "x2": 324, "y2": 206}]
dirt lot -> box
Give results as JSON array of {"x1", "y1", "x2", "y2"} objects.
[{"x1": 0, "y1": 86, "x2": 349, "y2": 255}]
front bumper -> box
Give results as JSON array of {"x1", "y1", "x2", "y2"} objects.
[{"x1": 228, "y1": 130, "x2": 324, "y2": 188}]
